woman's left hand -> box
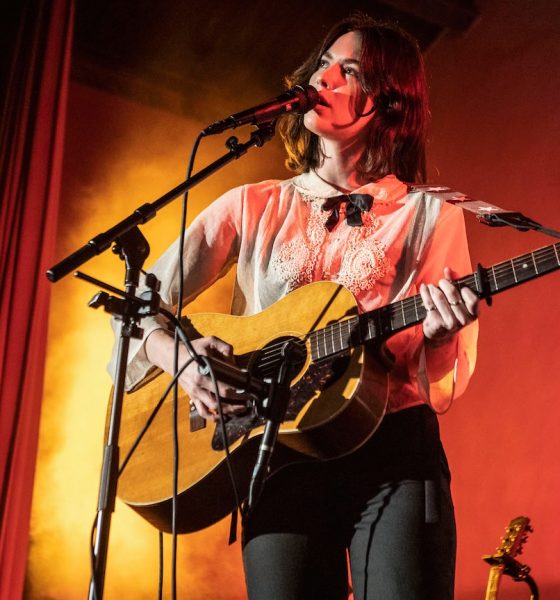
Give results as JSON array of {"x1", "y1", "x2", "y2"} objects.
[{"x1": 420, "y1": 267, "x2": 479, "y2": 346}]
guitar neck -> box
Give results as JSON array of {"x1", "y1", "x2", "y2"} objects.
[
  {"x1": 310, "y1": 242, "x2": 560, "y2": 361},
  {"x1": 485, "y1": 565, "x2": 504, "y2": 600}
]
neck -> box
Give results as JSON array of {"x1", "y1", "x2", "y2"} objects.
[{"x1": 314, "y1": 137, "x2": 370, "y2": 192}]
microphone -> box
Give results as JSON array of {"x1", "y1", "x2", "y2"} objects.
[
  {"x1": 197, "y1": 356, "x2": 269, "y2": 399},
  {"x1": 202, "y1": 84, "x2": 320, "y2": 136}
]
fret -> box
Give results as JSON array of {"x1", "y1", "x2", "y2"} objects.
[
  {"x1": 531, "y1": 251, "x2": 539, "y2": 275},
  {"x1": 400, "y1": 301, "x2": 407, "y2": 327},
  {"x1": 490, "y1": 265, "x2": 498, "y2": 291},
  {"x1": 328, "y1": 323, "x2": 335, "y2": 355},
  {"x1": 510, "y1": 259, "x2": 518, "y2": 283},
  {"x1": 311, "y1": 333, "x2": 318, "y2": 361},
  {"x1": 367, "y1": 316, "x2": 375, "y2": 341},
  {"x1": 462, "y1": 274, "x2": 477, "y2": 294},
  {"x1": 519, "y1": 257, "x2": 536, "y2": 278},
  {"x1": 375, "y1": 306, "x2": 384, "y2": 338},
  {"x1": 535, "y1": 245, "x2": 560, "y2": 273},
  {"x1": 473, "y1": 270, "x2": 481, "y2": 294},
  {"x1": 389, "y1": 305, "x2": 399, "y2": 332}
]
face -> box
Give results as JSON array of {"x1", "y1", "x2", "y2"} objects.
[{"x1": 304, "y1": 30, "x2": 375, "y2": 144}]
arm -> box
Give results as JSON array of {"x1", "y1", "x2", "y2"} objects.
[
  {"x1": 107, "y1": 185, "x2": 244, "y2": 392},
  {"x1": 416, "y1": 204, "x2": 479, "y2": 412}
]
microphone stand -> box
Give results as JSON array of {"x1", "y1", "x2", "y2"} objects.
[
  {"x1": 246, "y1": 340, "x2": 305, "y2": 513},
  {"x1": 46, "y1": 123, "x2": 276, "y2": 282},
  {"x1": 86, "y1": 226, "x2": 154, "y2": 600},
  {"x1": 45, "y1": 123, "x2": 277, "y2": 600}
]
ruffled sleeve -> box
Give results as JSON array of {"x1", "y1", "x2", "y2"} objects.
[
  {"x1": 415, "y1": 203, "x2": 478, "y2": 413},
  {"x1": 107, "y1": 185, "x2": 244, "y2": 390}
]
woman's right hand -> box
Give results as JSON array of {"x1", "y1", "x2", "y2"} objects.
[{"x1": 145, "y1": 329, "x2": 244, "y2": 421}]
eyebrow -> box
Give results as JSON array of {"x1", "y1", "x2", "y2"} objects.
[{"x1": 322, "y1": 51, "x2": 361, "y2": 65}]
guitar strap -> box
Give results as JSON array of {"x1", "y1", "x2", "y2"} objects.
[
  {"x1": 390, "y1": 184, "x2": 514, "y2": 302},
  {"x1": 388, "y1": 190, "x2": 443, "y2": 301},
  {"x1": 408, "y1": 184, "x2": 514, "y2": 219}
]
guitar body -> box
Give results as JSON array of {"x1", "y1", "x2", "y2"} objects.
[{"x1": 115, "y1": 281, "x2": 389, "y2": 533}]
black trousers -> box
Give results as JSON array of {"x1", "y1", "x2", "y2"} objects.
[{"x1": 242, "y1": 405, "x2": 456, "y2": 600}]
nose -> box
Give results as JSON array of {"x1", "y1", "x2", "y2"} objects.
[
  {"x1": 316, "y1": 72, "x2": 329, "y2": 89},
  {"x1": 316, "y1": 64, "x2": 343, "y2": 90}
]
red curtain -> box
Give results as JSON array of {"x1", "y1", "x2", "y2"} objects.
[{"x1": 0, "y1": 1, "x2": 73, "y2": 597}]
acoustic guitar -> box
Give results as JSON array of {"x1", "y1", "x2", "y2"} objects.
[
  {"x1": 483, "y1": 516, "x2": 538, "y2": 599},
  {"x1": 114, "y1": 242, "x2": 560, "y2": 533}
]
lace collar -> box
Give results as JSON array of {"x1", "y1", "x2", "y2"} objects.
[{"x1": 290, "y1": 170, "x2": 407, "y2": 204}]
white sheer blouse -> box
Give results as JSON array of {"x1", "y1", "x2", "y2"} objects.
[{"x1": 110, "y1": 170, "x2": 478, "y2": 414}]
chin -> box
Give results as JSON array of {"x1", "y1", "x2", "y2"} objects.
[{"x1": 304, "y1": 113, "x2": 332, "y2": 139}]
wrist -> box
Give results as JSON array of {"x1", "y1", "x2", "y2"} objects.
[
  {"x1": 424, "y1": 332, "x2": 457, "y2": 349},
  {"x1": 144, "y1": 328, "x2": 173, "y2": 369}
]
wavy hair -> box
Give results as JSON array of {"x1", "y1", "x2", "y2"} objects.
[{"x1": 278, "y1": 14, "x2": 429, "y2": 183}]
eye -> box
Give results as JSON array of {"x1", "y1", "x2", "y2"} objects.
[
  {"x1": 318, "y1": 58, "x2": 329, "y2": 69},
  {"x1": 343, "y1": 65, "x2": 358, "y2": 77}
]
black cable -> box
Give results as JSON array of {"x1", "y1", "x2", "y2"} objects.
[
  {"x1": 90, "y1": 354, "x2": 194, "y2": 600},
  {"x1": 89, "y1": 515, "x2": 99, "y2": 600},
  {"x1": 525, "y1": 574, "x2": 539, "y2": 599},
  {"x1": 118, "y1": 356, "x2": 195, "y2": 477},
  {"x1": 171, "y1": 131, "x2": 204, "y2": 600},
  {"x1": 199, "y1": 355, "x2": 246, "y2": 523},
  {"x1": 158, "y1": 530, "x2": 164, "y2": 600}
]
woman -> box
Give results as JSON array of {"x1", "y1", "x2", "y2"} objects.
[{"x1": 117, "y1": 13, "x2": 479, "y2": 600}]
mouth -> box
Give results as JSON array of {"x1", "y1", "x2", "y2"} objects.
[{"x1": 317, "y1": 94, "x2": 330, "y2": 107}]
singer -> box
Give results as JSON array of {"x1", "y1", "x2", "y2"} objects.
[{"x1": 110, "y1": 13, "x2": 479, "y2": 599}]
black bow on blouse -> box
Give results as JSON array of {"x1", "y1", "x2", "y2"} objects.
[{"x1": 321, "y1": 193, "x2": 374, "y2": 231}]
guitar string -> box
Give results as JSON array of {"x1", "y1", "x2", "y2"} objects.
[{"x1": 249, "y1": 245, "x2": 560, "y2": 367}]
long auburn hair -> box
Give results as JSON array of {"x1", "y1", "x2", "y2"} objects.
[{"x1": 278, "y1": 14, "x2": 429, "y2": 183}]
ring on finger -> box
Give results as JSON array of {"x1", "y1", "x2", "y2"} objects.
[{"x1": 449, "y1": 300, "x2": 462, "y2": 306}]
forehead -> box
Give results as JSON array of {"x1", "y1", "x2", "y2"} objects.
[{"x1": 324, "y1": 30, "x2": 362, "y2": 60}]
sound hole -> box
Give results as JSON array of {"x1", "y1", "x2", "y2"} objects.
[
  {"x1": 211, "y1": 338, "x2": 349, "y2": 451},
  {"x1": 249, "y1": 335, "x2": 308, "y2": 380}
]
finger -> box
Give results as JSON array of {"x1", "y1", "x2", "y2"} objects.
[
  {"x1": 429, "y1": 284, "x2": 457, "y2": 330},
  {"x1": 460, "y1": 286, "x2": 479, "y2": 317},
  {"x1": 438, "y1": 279, "x2": 474, "y2": 327},
  {"x1": 441, "y1": 267, "x2": 479, "y2": 320},
  {"x1": 207, "y1": 336, "x2": 234, "y2": 361},
  {"x1": 220, "y1": 395, "x2": 251, "y2": 415},
  {"x1": 443, "y1": 266, "x2": 454, "y2": 282},
  {"x1": 197, "y1": 364, "x2": 238, "y2": 397},
  {"x1": 439, "y1": 278, "x2": 479, "y2": 324},
  {"x1": 192, "y1": 387, "x2": 219, "y2": 412},
  {"x1": 420, "y1": 283, "x2": 437, "y2": 312},
  {"x1": 190, "y1": 394, "x2": 216, "y2": 421}
]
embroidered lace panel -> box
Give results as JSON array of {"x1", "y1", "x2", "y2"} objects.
[{"x1": 271, "y1": 191, "x2": 391, "y2": 296}]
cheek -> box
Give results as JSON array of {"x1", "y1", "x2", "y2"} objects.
[
  {"x1": 353, "y1": 90, "x2": 374, "y2": 117},
  {"x1": 303, "y1": 111, "x2": 317, "y2": 132}
]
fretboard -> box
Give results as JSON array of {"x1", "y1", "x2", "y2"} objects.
[{"x1": 310, "y1": 242, "x2": 560, "y2": 361}]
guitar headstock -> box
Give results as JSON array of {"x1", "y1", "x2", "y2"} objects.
[{"x1": 483, "y1": 516, "x2": 532, "y2": 567}]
